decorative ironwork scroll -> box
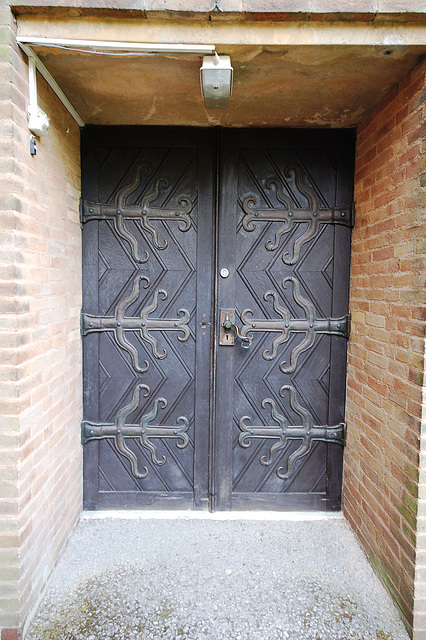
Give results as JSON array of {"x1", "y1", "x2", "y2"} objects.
[
  {"x1": 239, "y1": 276, "x2": 349, "y2": 374},
  {"x1": 82, "y1": 384, "x2": 190, "y2": 479},
  {"x1": 242, "y1": 165, "x2": 354, "y2": 264},
  {"x1": 238, "y1": 384, "x2": 345, "y2": 480},
  {"x1": 82, "y1": 162, "x2": 194, "y2": 260},
  {"x1": 81, "y1": 274, "x2": 191, "y2": 370}
]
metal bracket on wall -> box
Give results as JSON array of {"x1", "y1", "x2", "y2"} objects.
[
  {"x1": 238, "y1": 276, "x2": 350, "y2": 374},
  {"x1": 17, "y1": 39, "x2": 85, "y2": 129},
  {"x1": 242, "y1": 164, "x2": 354, "y2": 264},
  {"x1": 82, "y1": 384, "x2": 190, "y2": 479},
  {"x1": 238, "y1": 384, "x2": 346, "y2": 480}
]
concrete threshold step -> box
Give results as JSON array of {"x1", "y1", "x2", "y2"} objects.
[{"x1": 81, "y1": 509, "x2": 344, "y2": 521}]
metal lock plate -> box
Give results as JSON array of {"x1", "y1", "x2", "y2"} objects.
[{"x1": 219, "y1": 308, "x2": 235, "y2": 346}]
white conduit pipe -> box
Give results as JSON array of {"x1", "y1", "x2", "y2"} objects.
[{"x1": 17, "y1": 37, "x2": 217, "y2": 128}]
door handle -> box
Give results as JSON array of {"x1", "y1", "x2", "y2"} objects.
[{"x1": 219, "y1": 309, "x2": 252, "y2": 348}]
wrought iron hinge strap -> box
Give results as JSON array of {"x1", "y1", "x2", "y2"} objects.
[
  {"x1": 82, "y1": 162, "x2": 194, "y2": 260},
  {"x1": 243, "y1": 202, "x2": 354, "y2": 229},
  {"x1": 239, "y1": 276, "x2": 350, "y2": 373},
  {"x1": 242, "y1": 164, "x2": 355, "y2": 264},
  {"x1": 81, "y1": 384, "x2": 190, "y2": 479},
  {"x1": 81, "y1": 275, "x2": 190, "y2": 371},
  {"x1": 242, "y1": 316, "x2": 350, "y2": 338},
  {"x1": 238, "y1": 385, "x2": 346, "y2": 480},
  {"x1": 82, "y1": 423, "x2": 189, "y2": 442}
]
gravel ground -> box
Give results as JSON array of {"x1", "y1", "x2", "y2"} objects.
[{"x1": 26, "y1": 515, "x2": 409, "y2": 640}]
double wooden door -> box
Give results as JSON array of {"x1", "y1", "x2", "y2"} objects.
[{"x1": 81, "y1": 127, "x2": 354, "y2": 511}]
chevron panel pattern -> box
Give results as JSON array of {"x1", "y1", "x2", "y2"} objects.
[
  {"x1": 232, "y1": 145, "x2": 347, "y2": 499},
  {"x1": 83, "y1": 128, "x2": 354, "y2": 511},
  {"x1": 82, "y1": 135, "x2": 205, "y2": 508}
]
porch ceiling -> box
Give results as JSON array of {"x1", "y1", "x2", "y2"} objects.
[{"x1": 17, "y1": 18, "x2": 426, "y2": 127}]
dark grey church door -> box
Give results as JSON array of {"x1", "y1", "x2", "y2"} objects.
[{"x1": 81, "y1": 127, "x2": 354, "y2": 511}]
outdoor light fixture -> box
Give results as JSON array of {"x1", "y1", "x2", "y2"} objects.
[{"x1": 200, "y1": 54, "x2": 233, "y2": 110}]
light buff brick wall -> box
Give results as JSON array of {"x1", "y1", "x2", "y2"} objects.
[
  {"x1": 0, "y1": 6, "x2": 26, "y2": 634},
  {"x1": 0, "y1": 4, "x2": 82, "y2": 637},
  {"x1": 344, "y1": 58, "x2": 426, "y2": 637},
  {"x1": 0, "y1": 6, "x2": 19, "y2": 629}
]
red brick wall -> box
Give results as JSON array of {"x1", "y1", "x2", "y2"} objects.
[
  {"x1": 344, "y1": 57, "x2": 426, "y2": 635},
  {"x1": 0, "y1": 5, "x2": 82, "y2": 636}
]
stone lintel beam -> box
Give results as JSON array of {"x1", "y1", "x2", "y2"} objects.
[{"x1": 10, "y1": 0, "x2": 426, "y2": 23}]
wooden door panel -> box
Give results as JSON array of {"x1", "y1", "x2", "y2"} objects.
[
  {"x1": 215, "y1": 129, "x2": 354, "y2": 511},
  {"x1": 82, "y1": 127, "x2": 214, "y2": 510},
  {"x1": 82, "y1": 127, "x2": 354, "y2": 512}
]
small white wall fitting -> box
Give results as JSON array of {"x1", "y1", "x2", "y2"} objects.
[
  {"x1": 27, "y1": 56, "x2": 50, "y2": 136},
  {"x1": 28, "y1": 105, "x2": 50, "y2": 136}
]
